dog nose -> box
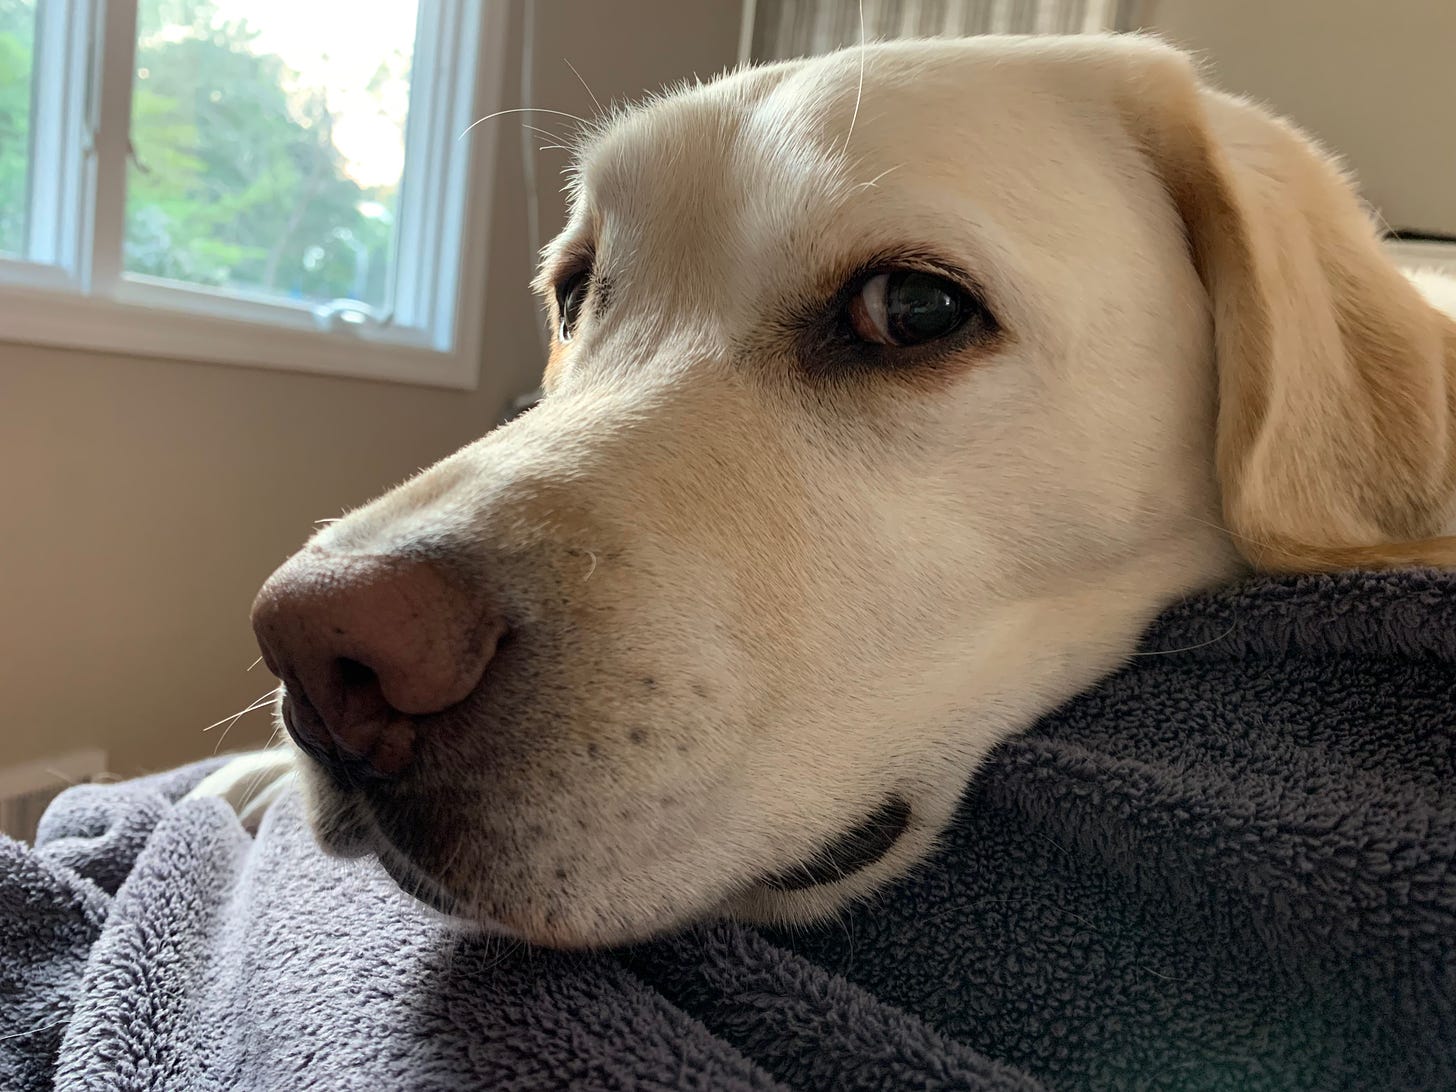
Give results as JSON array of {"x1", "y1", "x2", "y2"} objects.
[{"x1": 251, "y1": 548, "x2": 503, "y2": 781}]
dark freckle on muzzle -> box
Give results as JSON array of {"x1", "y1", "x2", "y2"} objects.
[{"x1": 762, "y1": 797, "x2": 912, "y2": 892}]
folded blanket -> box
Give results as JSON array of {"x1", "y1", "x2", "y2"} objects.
[{"x1": 3, "y1": 571, "x2": 1455, "y2": 1091}]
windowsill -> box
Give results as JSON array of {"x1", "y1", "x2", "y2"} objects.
[
  {"x1": 1385, "y1": 238, "x2": 1456, "y2": 277},
  {"x1": 0, "y1": 280, "x2": 481, "y2": 389},
  {"x1": 0, "y1": 0, "x2": 506, "y2": 393},
  {"x1": 12, "y1": 238, "x2": 1429, "y2": 392}
]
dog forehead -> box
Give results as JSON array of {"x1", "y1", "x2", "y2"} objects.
[
  {"x1": 573, "y1": 40, "x2": 1127, "y2": 260},
  {"x1": 576, "y1": 71, "x2": 848, "y2": 247}
]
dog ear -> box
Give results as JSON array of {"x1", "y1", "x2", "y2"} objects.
[{"x1": 1116, "y1": 43, "x2": 1456, "y2": 572}]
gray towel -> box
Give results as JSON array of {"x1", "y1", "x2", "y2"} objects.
[{"x1": 3, "y1": 571, "x2": 1454, "y2": 1091}]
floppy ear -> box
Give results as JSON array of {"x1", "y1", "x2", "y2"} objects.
[{"x1": 1117, "y1": 44, "x2": 1456, "y2": 572}]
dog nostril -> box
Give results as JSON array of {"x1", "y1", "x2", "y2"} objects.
[
  {"x1": 252, "y1": 549, "x2": 503, "y2": 782},
  {"x1": 326, "y1": 656, "x2": 401, "y2": 753},
  {"x1": 337, "y1": 656, "x2": 376, "y2": 694}
]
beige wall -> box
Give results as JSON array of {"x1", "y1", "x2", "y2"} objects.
[
  {"x1": 1148, "y1": 0, "x2": 1456, "y2": 237},
  {"x1": 0, "y1": 0, "x2": 742, "y2": 776}
]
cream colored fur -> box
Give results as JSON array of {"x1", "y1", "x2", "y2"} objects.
[{"x1": 200, "y1": 34, "x2": 1456, "y2": 947}]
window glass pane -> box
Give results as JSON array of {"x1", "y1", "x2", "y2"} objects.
[
  {"x1": 0, "y1": 0, "x2": 36, "y2": 256},
  {"x1": 125, "y1": 0, "x2": 418, "y2": 309},
  {"x1": 752, "y1": 0, "x2": 1117, "y2": 61}
]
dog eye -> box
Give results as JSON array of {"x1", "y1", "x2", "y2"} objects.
[
  {"x1": 847, "y1": 270, "x2": 969, "y2": 347},
  {"x1": 556, "y1": 271, "x2": 590, "y2": 341}
]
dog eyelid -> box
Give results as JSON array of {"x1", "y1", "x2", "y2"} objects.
[
  {"x1": 839, "y1": 265, "x2": 992, "y2": 350},
  {"x1": 555, "y1": 269, "x2": 592, "y2": 342}
]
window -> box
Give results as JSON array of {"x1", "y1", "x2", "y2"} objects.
[
  {"x1": 743, "y1": 1, "x2": 1454, "y2": 278},
  {"x1": 743, "y1": 0, "x2": 1137, "y2": 63},
  {"x1": 0, "y1": 1, "x2": 37, "y2": 256},
  {"x1": 0, "y1": 0, "x2": 505, "y2": 388}
]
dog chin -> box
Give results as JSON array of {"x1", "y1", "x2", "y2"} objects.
[
  {"x1": 294, "y1": 767, "x2": 372, "y2": 858},
  {"x1": 299, "y1": 782, "x2": 519, "y2": 937},
  {"x1": 297, "y1": 751, "x2": 923, "y2": 947}
]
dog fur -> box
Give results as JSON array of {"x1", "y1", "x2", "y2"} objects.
[{"x1": 199, "y1": 34, "x2": 1456, "y2": 948}]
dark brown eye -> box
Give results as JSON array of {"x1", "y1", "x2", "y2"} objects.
[
  {"x1": 847, "y1": 270, "x2": 968, "y2": 347},
  {"x1": 556, "y1": 271, "x2": 590, "y2": 341}
]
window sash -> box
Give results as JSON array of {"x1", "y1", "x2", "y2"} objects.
[
  {"x1": 22, "y1": 0, "x2": 92, "y2": 280},
  {"x1": 0, "y1": 0, "x2": 503, "y2": 388},
  {"x1": 743, "y1": 0, "x2": 1138, "y2": 62},
  {"x1": 392, "y1": 0, "x2": 486, "y2": 350},
  {"x1": 86, "y1": 0, "x2": 134, "y2": 294}
]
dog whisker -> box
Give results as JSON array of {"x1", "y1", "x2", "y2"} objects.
[
  {"x1": 521, "y1": 122, "x2": 567, "y2": 143},
  {"x1": 480, "y1": 937, "x2": 524, "y2": 972},
  {"x1": 0, "y1": 1016, "x2": 70, "y2": 1043},
  {"x1": 1130, "y1": 622, "x2": 1238, "y2": 657},
  {"x1": 839, "y1": 0, "x2": 866, "y2": 159},
  {"x1": 563, "y1": 58, "x2": 605, "y2": 118},
  {"x1": 207, "y1": 690, "x2": 281, "y2": 759},
  {"x1": 854, "y1": 163, "x2": 903, "y2": 192},
  {"x1": 235, "y1": 726, "x2": 290, "y2": 805},
  {"x1": 458, "y1": 106, "x2": 590, "y2": 143},
  {"x1": 1180, "y1": 512, "x2": 1282, "y2": 554},
  {"x1": 203, "y1": 689, "x2": 280, "y2": 734}
]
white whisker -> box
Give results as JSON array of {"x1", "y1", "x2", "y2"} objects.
[
  {"x1": 1131, "y1": 622, "x2": 1238, "y2": 657},
  {"x1": 1182, "y1": 512, "x2": 1281, "y2": 554},
  {"x1": 203, "y1": 689, "x2": 279, "y2": 734},
  {"x1": 855, "y1": 163, "x2": 903, "y2": 191},
  {"x1": 840, "y1": 0, "x2": 866, "y2": 159},
  {"x1": 564, "y1": 58, "x2": 605, "y2": 118},
  {"x1": 459, "y1": 107, "x2": 590, "y2": 142},
  {"x1": 239, "y1": 739, "x2": 292, "y2": 811},
  {"x1": 203, "y1": 693, "x2": 278, "y2": 733},
  {"x1": 0, "y1": 1016, "x2": 69, "y2": 1043}
]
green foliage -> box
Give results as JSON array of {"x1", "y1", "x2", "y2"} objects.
[
  {"x1": 0, "y1": 0, "x2": 34, "y2": 255},
  {"x1": 127, "y1": 0, "x2": 397, "y2": 304},
  {"x1": 1, "y1": 0, "x2": 401, "y2": 303}
]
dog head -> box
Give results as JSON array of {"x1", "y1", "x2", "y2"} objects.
[{"x1": 252, "y1": 35, "x2": 1456, "y2": 947}]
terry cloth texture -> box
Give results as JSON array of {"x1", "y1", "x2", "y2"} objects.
[{"x1": 2, "y1": 571, "x2": 1454, "y2": 1091}]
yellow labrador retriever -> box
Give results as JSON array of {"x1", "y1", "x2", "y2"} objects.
[{"x1": 196, "y1": 34, "x2": 1456, "y2": 948}]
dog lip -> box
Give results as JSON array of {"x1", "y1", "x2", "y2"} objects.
[
  {"x1": 760, "y1": 796, "x2": 912, "y2": 892},
  {"x1": 279, "y1": 693, "x2": 335, "y2": 766},
  {"x1": 372, "y1": 837, "x2": 464, "y2": 917},
  {"x1": 281, "y1": 689, "x2": 411, "y2": 789}
]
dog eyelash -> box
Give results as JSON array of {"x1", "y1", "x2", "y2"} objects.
[
  {"x1": 796, "y1": 254, "x2": 1000, "y2": 371},
  {"x1": 552, "y1": 258, "x2": 595, "y2": 341}
]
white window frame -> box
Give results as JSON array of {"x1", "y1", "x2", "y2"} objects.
[
  {"x1": 739, "y1": 0, "x2": 1127, "y2": 64},
  {"x1": 1385, "y1": 237, "x2": 1456, "y2": 278},
  {"x1": 0, "y1": 0, "x2": 506, "y2": 390}
]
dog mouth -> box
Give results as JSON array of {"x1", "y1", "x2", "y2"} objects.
[
  {"x1": 364, "y1": 803, "x2": 914, "y2": 912},
  {"x1": 375, "y1": 842, "x2": 463, "y2": 917},
  {"x1": 759, "y1": 796, "x2": 912, "y2": 892},
  {"x1": 318, "y1": 772, "x2": 914, "y2": 938}
]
